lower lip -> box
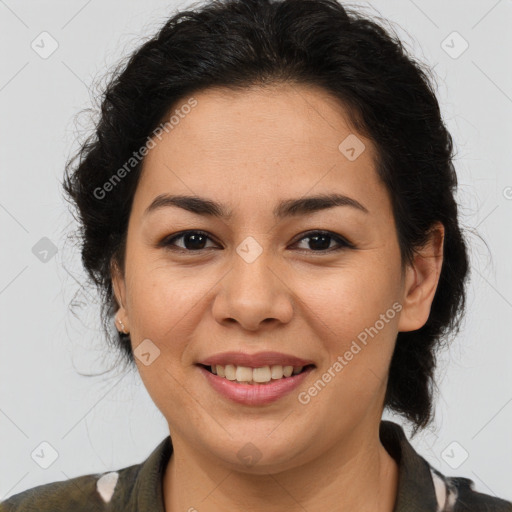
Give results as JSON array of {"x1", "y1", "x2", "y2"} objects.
[{"x1": 199, "y1": 366, "x2": 313, "y2": 406}]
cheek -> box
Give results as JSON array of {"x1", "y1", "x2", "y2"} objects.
[
  {"x1": 292, "y1": 259, "x2": 401, "y2": 403},
  {"x1": 295, "y1": 263, "x2": 400, "y2": 341},
  {"x1": 126, "y1": 260, "x2": 198, "y2": 330},
  {"x1": 125, "y1": 265, "x2": 204, "y2": 412},
  {"x1": 125, "y1": 259, "x2": 225, "y2": 370}
]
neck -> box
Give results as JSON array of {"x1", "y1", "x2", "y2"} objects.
[{"x1": 163, "y1": 420, "x2": 399, "y2": 512}]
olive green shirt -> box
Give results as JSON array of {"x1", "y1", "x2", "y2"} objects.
[{"x1": 2, "y1": 420, "x2": 511, "y2": 511}]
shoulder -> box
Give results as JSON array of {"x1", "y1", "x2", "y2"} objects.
[
  {"x1": 0, "y1": 435, "x2": 172, "y2": 512},
  {"x1": 379, "y1": 420, "x2": 512, "y2": 512},
  {"x1": 429, "y1": 466, "x2": 512, "y2": 512},
  {"x1": 0, "y1": 466, "x2": 140, "y2": 512}
]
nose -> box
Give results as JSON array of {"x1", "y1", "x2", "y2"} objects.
[{"x1": 211, "y1": 247, "x2": 294, "y2": 332}]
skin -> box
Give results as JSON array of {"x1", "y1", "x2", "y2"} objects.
[{"x1": 112, "y1": 83, "x2": 444, "y2": 512}]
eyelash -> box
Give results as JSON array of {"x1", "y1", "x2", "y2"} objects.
[{"x1": 159, "y1": 230, "x2": 354, "y2": 254}]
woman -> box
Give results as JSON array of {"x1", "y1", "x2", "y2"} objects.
[{"x1": 2, "y1": 0, "x2": 510, "y2": 510}]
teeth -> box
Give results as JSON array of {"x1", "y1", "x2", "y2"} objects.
[
  {"x1": 235, "y1": 366, "x2": 253, "y2": 382},
  {"x1": 253, "y1": 366, "x2": 271, "y2": 383},
  {"x1": 224, "y1": 364, "x2": 236, "y2": 380},
  {"x1": 270, "y1": 365, "x2": 283, "y2": 379},
  {"x1": 209, "y1": 364, "x2": 305, "y2": 384}
]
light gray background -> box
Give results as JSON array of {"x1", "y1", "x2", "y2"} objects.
[{"x1": 1, "y1": 0, "x2": 511, "y2": 502}]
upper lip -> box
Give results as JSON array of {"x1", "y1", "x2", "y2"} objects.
[{"x1": 199, "y1": 351, "x2": 315, "y2": 368}]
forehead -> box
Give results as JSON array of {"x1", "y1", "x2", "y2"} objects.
[{"x1": 134, "y1": 84, "x2": 388, "y2": 217}]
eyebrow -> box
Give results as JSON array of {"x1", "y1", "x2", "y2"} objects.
[{"x1": 143, "y1": 193, "x2": 369, "y2": 219}]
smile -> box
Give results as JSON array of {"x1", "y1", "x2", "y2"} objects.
[
  {"x1": 198, "y1": 366, "x2": 314, "y2": 405},
  {"x1": 204, "y1": 364, "x2": 311, "y2": 384}
]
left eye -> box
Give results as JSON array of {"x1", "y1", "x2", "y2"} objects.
[
  {"x1": 161, "y1": 230, "x2": 352, "y2": 252},
  {"x1": 292, "y1": 231, "x2": 352, "y2": 252}
]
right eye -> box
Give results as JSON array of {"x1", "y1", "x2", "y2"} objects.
[{"x1": 160, "y1": 230, "x2": 220, "y2": 251}]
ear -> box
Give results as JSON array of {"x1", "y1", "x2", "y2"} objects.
[
  {"x1": 111, "y1": 258, "x2": 130, "y2": 332},
  {"x1": 397, "y1": 222, "x2": 445, "y2": 332}
]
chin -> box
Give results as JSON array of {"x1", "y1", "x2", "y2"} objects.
[{"x1": 201, "y1": 430, "x2": 314, "y2": 475}]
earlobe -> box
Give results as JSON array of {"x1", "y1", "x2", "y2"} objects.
[
  {"x1": 397, "y1": 222, "x2": 445, "y2": 333},
  {"x1": 111, "y1": 259, "x2": 130, "y2": 334}
]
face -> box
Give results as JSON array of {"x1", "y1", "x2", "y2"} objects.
[{"x1": 112, "y1": 83, "x2": 443, "y2": 473}]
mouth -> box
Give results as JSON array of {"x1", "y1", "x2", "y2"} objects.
[
  {"x1": 197, "y1": 354, "x2": 315, "y2": 405},
  {"x1": 197, "y1": 351, "x2": 316, "y2": 405},
  {"x1": 200, "y1": 363, "x2": 315, "y2": 385}
]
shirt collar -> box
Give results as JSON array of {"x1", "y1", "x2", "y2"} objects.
[
  {"x1": 126, "y1": 420, "x2": 437, "y2": 511},
  {"x1": 380, "y1": 419, "x2": 438, "y2": 511}
]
